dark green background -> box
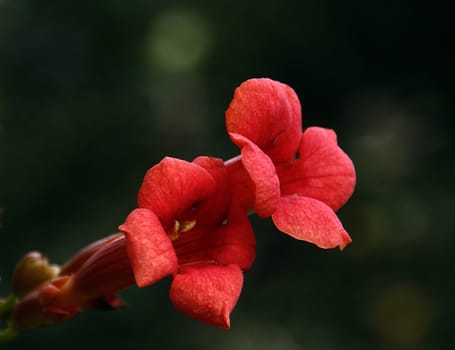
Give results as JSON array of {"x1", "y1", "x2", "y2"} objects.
[{"x1": 0, "y1": 0, "x2": 452, "y2": 349}]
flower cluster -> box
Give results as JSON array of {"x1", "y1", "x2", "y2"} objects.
[{"x1": 1, "y1": 78, "x2": 355, "y2": 339}]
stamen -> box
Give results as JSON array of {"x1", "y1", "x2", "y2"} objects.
[
  {"x1": 168, "y1": 219, "x2": 197, "y2": 241},
  {"x1": 179, "y1": 220, "x2": 197, "y2": 233}
]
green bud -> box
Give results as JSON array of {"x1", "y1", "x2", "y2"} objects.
[{"x1": 12, "y1": 252, "x2": 60, "y2": 296}]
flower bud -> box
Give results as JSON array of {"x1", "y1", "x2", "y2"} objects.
[
  {"x1": 12, "y1": 252, "x2": 60, "y2": 296},
  {"x1": 11, "y1": 276, "x2": 79, "y2": 331}
]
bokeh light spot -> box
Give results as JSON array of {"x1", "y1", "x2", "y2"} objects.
[
  {"x1": 369, "y1": 283, "x2": 433, "y2": 347},
  {"x1": 146, "y1": 8, "x2": 212, "y2": 74},
  {"x1": 220, "y1": 322, "x2": 301, "y2": 350}
]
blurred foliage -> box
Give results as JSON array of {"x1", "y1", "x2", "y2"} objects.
[{"x1": 0, "y1": 0, "x2": 452, "y2": 349}]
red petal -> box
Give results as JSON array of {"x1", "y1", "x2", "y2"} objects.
[
  {"x1": 208, "y1": 200, "x2": 256, "y2": 270},
  {"x1": 272, "y1": 195, "x2": 352, "y2": 250},
  {"x1": 119, "y1": 208, "x2": 178, "y2": 288},
  {"x1": 169, "y1": 264, "x2": 243, "y2": 329},
  {"x1": 191, "y1": 156, "x2": 231, "y2": 225},
  {"x1": 226, "y1": 78, "x2": 302, "y2": 161},
  {"x1": 276, "y1": 127, "x2": 356, "y2": 211},
  {"x1": 225, "y1": 156, "x2": 256, "y2": 213},
  {"x1": 173, "y1": 202, "x2": 255, "y2": 269},
  {"x1": 137, "y1": 157, "x2": 217, "y2": 228},
  {"x1": 229, "y1": 132, "x2": 280, "y2": 217}
]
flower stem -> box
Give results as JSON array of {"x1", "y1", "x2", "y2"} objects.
[
  {"x1": 0, "y1": 294, "x2": 18, "y2": 342},
  {"x1": 0, "y1": 294, "x2": 17, "y2": 320},
  {"x1": 0, "y1": 322, "x2": 18, "y2": 342}
]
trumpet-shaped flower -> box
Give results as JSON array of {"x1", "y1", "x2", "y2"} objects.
[
  {"x1": 119, "y1": 156, "x2": 255, "y2": 328},
  {"x1": 225, "y1": 78, "x2": 356, "y2": 250}
]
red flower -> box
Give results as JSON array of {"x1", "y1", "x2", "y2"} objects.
[
  {"x1": 225, "y1": 78, "x2": 356, "y2": 250},
  {"x1": 119, "y1": 156, "x2": 255, "y2": 328}
]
